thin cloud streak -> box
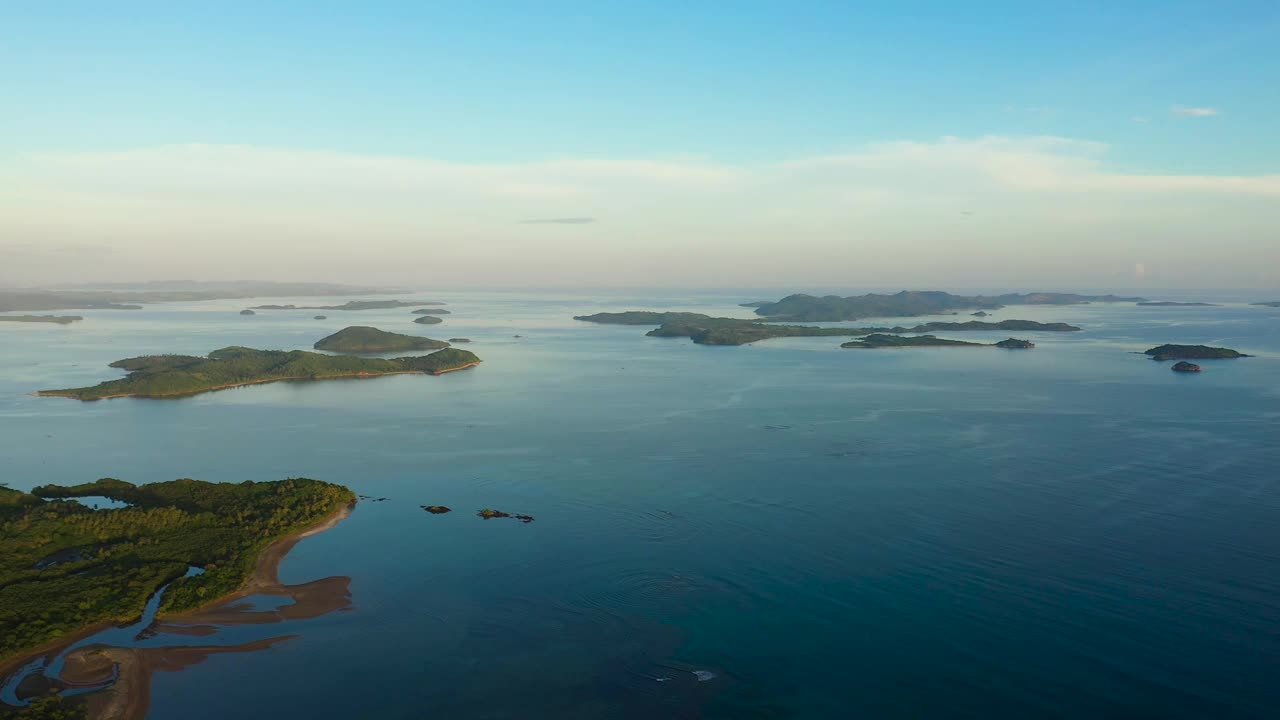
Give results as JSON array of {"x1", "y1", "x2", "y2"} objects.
[{"x1": 1171, "y1": 105, "x2": 1220, "y2": 117}]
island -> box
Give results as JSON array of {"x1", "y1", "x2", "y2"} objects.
[
  {"x1": 413, "y1": 315, "x2": 444, "y2": 325},
  {"x1": 1251, "y1": 301, "x2": 1280, "y2": 307},
  {"x1": 995, "y1": 338, "x2": 1035, "y2": 349},
  {"x1": 1172, "y1": 361, "x2": 1202, "y2": 372},
  {"x1": 1143, "y1": 344, "x2": 1249, "y2": 361},
  {"x1": 841, "y1": 334, "x2": 987, "y2": 349},
  {"x1": 411, "y1": 308, "x2": 451, "y2": 315},
  {"x1": 248, "y1": 300, "x2": 445, "y2": 312},
  {"x1": 971, "y1": 311, "x2": 989, "y2": 317},
  {"x1": 575, "y1": 311, "x2": 1080, "y2": 346},
  {"x1": 0, "y1": 477, "x2": 354, "y2": 665},
  {"x1": 0, "y1": 315, "x2": 83, "y2": 324},
  {"x1": 314, "y1": 315, "x2": 327, "y2": 320},
  {"x1": 0, "y1": 281, "x2": 398, "y2": 313},
  {"x1": 748, "y1": 290, "x2": 1143, "y2": 321},
  {"x1": 313, "y1": 326, "x2": 450, "y2": 353},
  {"x1": 1137, "y1": 301, "x2": 1218, "y2": 307},
  {"x1": 38, "y1": 345, "x2": 481, "y2": 400},
  {"x1": 448, "y1": 338, "x2": 472, "y2": 343},
  {"x1": 239, "y1": 309, "x2": 256, "y2": 316}
]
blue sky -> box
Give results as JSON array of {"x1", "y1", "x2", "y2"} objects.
[{"x1": 1, "y1": 2, "x2": 1277, "y2": 287}]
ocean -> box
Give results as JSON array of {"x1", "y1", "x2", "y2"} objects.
[{"x1": 2, "y1": 290, "x2": 1278, "y2": 718}]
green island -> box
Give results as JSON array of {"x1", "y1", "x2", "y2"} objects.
[
  {"x1": 1143, "y1": 344, "x2": 1249, "y2": 361},
  {"x1": 248, "y1": 300, "x2": 445, "y2": 311},
  {"x1": 37, "y1": 346, "x2": 480, "y2": 400},
  {"x1": 841, "y1": 335, "x2": 1036, "y2": 349},
  {"x1": 413, "y1": 315, "x2": 444, "y2": 325},
  {"x1": 448, "y1": 338, "x2": 472, "y2": 343},
  {"x1": 748, "y1": 290, "x2": 1143, "y2": 321},
  {"x1": 1136, "y1": 301, "x2": 1218, "y2": 307},
  {"x1": 0, "y1": 477, "x2": 355, "y2": 665},
  {"x1": 411, "y1": 308, "x2": 451, "y2": 315},
  {"x1": 313, "y1": 326, "x2": 450, "y2": 353},
  {"x1": 0, "y1": 315, "x2": 83, "y2": 325},
  {"x1": 575, "y1": 311, "x2": 1079, "y2": 346}
]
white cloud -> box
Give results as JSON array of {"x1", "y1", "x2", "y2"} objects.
[
  {"x1": 1, "y1": 137, "x2": 1276, "y2": 287},
  {"x1": 1171, "y1": 105, "x2": 1220, "y2": 117},
  {"x1": 1131, "y1": 117, "x2": 1150, "y2": 123}
]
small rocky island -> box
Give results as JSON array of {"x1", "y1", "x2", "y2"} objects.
[
  {"x1": 971, "y1": 311, "x2": 989, "y2": 317},
  {"x1": 239, "y1": 309, "x2": 256, "y2": 315},
  {"x1": 314, "y1": 326, "x2": 450, "y2": 353},
  {"x1": 1171, "y1": 361, "x2": 1202, "y2": 372},
  {"x1": 1143, "y1": 344, "x2": 1249, "y2": 361},
  {"x1": 413, "y1": 315, "x2": 444, "y2": 325},
  {"x1": 0, "y1": 314, "x2": 83, "y2": 324},
  {"x1": 39, "y1": 345, "x2": 480, "y2": 400},
  {"x1": 995, "y1": 338, "x2": 1035, "y2": 349}
]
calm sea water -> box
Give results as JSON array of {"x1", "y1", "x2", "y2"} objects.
[{"x1": 2, "y1": 290, "x2": 1279, "y2": 718}]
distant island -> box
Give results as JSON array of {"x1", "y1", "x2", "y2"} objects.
[
  {"x1": 39, "y1": 345, "x2": 480, "y2": 400},
  {"x1": 413, "y1": 315, "x2": 444, "y2": 325},
  {"x1": 1172, "y1": 361, "x2": 1202, "y2": 373},
  {"x1": 971, "y1": 311, "x2": 989, "y2": 317},
  {"x1": 0, "y1": 314, "x2": 83, "y2": 324},
  {"x1": 411, "y1": 308, "x2": 451, "y2": 315},
  {"x1": 748, "y1": 290, "x2": 1144, "y2": 321},
  {"x1": 575, "y1": 311, "x2": 1079, "y2": 346},
  {"x1": 1137, "y1": 301, "x2": 1218, "y2": 307},
  {"x1": 448, "y1": 338, "x2": 472, "y2": 343},
  {"x1": 313, "y1": 326, "x2": 450, "y2": 353},
  {"x1": 0, "y1": 477, "x2": 354, "y2": 665},
  {"x1": 0, "y1": 281, "x2": 397, "y2": 313},
  {"x1": 1143, "y1": 344, "x2": 1249, "y2": 361},
  {"x1": 248, "y1": 300, "x2": 445, "y2": 312},
  {"x1": 1251, "y1": 301, "x2": 1280, "y2": 307},
  {"x1": 995, "y1": 338, "x2": 1035, "y2": 349},
  {"x1": 841, "y1": 334, "x2": 987, "y2": 349},
  {"x1": 239, "y1": 309, "x2": 256, "y2": 315}
]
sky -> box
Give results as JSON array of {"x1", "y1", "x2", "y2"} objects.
[{"x1": 1, "y1": 1, "x2": 1278, "y2": 290}]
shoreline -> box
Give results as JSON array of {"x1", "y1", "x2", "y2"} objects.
[
  {"x1": 0, "y1": 500, "x2": 355, "y2": 710},
  {"x1": 37, "y1": 362, "x2": 480, "y2": 400}
]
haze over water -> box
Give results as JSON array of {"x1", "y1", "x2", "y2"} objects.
[{"x1": 2, "y1": 289, "x2": 1279, "y2": 718}]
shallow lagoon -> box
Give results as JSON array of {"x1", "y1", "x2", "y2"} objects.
[{"x1": 3, "y1": 290, "x2": 1279, "y2": 718}]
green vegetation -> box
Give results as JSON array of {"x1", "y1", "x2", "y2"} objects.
[
  {"x1": 750, "y1": 290, "x2": 1143, "y2": 321},
  {"x1": 578, "y1": 311, "x2": 1081, "y2": 346},
  {"x1": 313, "y1": 326, "x2": 450, "y2": 353},
  {"x1": 0, "y1": 316, "x2": 83, "y2": 324},
  {"x1": 448, "y1": 338, "x2": 472, "y2": 343},
  {"x1": 0, "y1": 694, "x2": 85, "y2": 719},
  {"x1": 1143, "y1": 344, "x2": 1248, "y2": 361},
  {"x1": 413, "y1": 315, "x2": 443, "y2": 325},
  {"x1": 994, "y1": 338, "x2": 1035, "y2": 349},
  {"x1": 0, "y1": 477, "x2": 354, "y2": 663},
  {"x1": 39, "y1": 346, "x2": 481, "y2": 400},
  {"x1": 1171, "y1": 361, "x2": 1202, "y2": 372},
  {"x1": 841, "y1": 334, "x2": 987, "y2": 349}
]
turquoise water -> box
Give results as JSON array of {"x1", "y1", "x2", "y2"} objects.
[{"x1": 2, "y1": 291, "x2": 1279, "y2": 718}]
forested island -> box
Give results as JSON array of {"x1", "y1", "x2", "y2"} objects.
[
  {"x1": 748, "y1": 290, "x2": 1142, "y2": 321},
  {"x1": 1143, "y1": 344, "x2": 1249, "y2": 361},
  {"x1": 0, "y1": 477, "x2": 355, "y2": 664},
  {"x1": 413, "y1": 315, "x2": 444, "y2": 325},
  {"x1": 1137, "y1": 301, "x2": 1218, "y2": 307},
  {"x1": 313, "y1": 326, "x2": 450, "y2": 353},
  {"x1": 575, "y1": 311, "x2": 1079, "y2": 346},
  {"x1": 0, "y1": 315, "x2": 83, "y2": 324},
  {"x1": 841, "y1": 335, "x2": 1036, "y2": 349},
  {"x1": 38, "y1": 346, "x2": 480, "y2": 400}
]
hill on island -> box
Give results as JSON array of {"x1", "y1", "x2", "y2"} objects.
[
  {"x1": 314, "y1": 326, "x2": 450, "y2": 353},
  {"x1": 1143, "y1": 344, "x2": 1249, "y2": 361},
  {"x1": 0, "y1": 477, "x2": 354, "y2": 663},
  {"x1": 39, "y1": 346, "x2": 480, "y2": 400},
  {"x1": 750, "y1": 290, "x2": 1143, "y2": 321}
]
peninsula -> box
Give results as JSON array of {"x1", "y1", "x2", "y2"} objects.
[
  {"x1": 0, "y1": 315, "x2": 83, "y2": 324},
  {"x1": 38, "y1": 346, "x2": 480, "y2": 400},
  {"x1": 749, "y1": 290, "x2": 1143, "y2": 321},
  {"x1": 576, "y1": 311, "x2": 1080, "y2": 346},
  {"x1": 1143, "y1": 344, "x2": 1249, "y2": 361},
  {"x1": 313, "y1": 326, "x2": 450, "y2": 353},
  {"x1": 0, "y1": 477, "x2": 355, "y2": 664}
]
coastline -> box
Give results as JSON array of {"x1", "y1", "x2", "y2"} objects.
[
  {"x1": 0, "y1": 500, "x2": 355, "y2": 714},
  {"x1": 37, "y1": 362, "x2": 480, "y2": 400}
]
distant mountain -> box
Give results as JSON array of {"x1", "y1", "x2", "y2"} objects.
[{"x1": 751, "y1": 291, "x2": 1145, "y2": 321}]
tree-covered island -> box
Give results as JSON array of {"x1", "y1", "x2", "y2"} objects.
[
  {"x1": 38, "y1": 346, "x2": 480, "y2": 400},
  {"x1": 313, "y1": 326, "x2": 450, "y2": 353}
]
